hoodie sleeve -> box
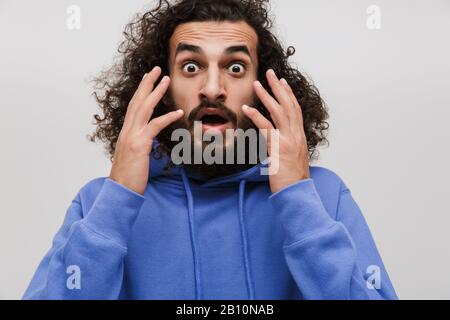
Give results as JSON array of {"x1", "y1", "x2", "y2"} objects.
[
  {"x1": 22, "y1": 178, "x2": 145, "y2": 300},
  {"x1": 269, "y1": 178, "x2": 398, "y2": 300}
]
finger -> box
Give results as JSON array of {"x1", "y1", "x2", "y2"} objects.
[
  {"x1": 280, "y1": 78, "x2": 303, "y2": 123},
  {"x1": 133, "y1": 75, "x2": 171, "y2": 128},
  {"x1": 242, "y1": 104, "x2": 274, "y2": 140},
  {"x1": 144, "y1": 109, "x2": 184, "y2": 139},
  {"x1": 242, "y1": 104, "x2": 274, "y2": 131},
  {"x1": 253, "y1": 80, "x2": 285, "y2": 129},
  {"x1": 242, "y1": 104, "x2": 279, "y2": 157},
  {"x1": 123, "y1": 66, "x2": 162, "y2": 130},
  {"x1": 266, "y1": 69, "x2": 294, "y2": 117},
  {"x1": 129, "y1": 66, "x2": 162, "y2": 110}
]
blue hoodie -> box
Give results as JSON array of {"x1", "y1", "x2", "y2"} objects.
[{"x1": 23, "y1": 139, "x2": 398, "y2": 300}]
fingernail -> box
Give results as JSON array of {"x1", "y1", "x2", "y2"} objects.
[
  {"x1": 268, "y1": 69, "x2": 275, "y2": 76},
  {"x1": 255, "y1": 81, "x2": 262, "y2": 87},
  {"x1": 143, "y1": 73, "x2": 148, "y2": 79},
  {"x1": 177, "y1": 109, "x2": 184, "y2": 114},
  {"x1": 280, "y1": 78, "x2": 287, "y2": 85},
  {"x1": 242, "y1": 104, "x2": 250, "y2": 111}
]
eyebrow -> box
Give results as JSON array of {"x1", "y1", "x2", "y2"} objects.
[{"x1": 174, "y1": 42, "x2": 252, "y2": 61}]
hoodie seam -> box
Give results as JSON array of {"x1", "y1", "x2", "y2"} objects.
[
  {"x1": 282, "y1": 222, "x2": 339, "y2": 250},
  {"x1": 336, "y1": 182, "x2": 351, "y2": 221},
  {"x1": 80, "y1": 221, "x2": 128, "y2": 252}
]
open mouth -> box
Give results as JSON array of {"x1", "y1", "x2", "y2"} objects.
[
  {"x1": 200, "y1": 114, "x2": 228, "y2": 125},
  {"x1": 196, "y1": 108, "x2": 231, "y2": 132}
]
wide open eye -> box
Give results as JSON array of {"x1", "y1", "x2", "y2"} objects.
[
  {"x1": 182, "y1": 62, "x2": 200, "y2": 73},
  {"x1": 228, "y1": 63, "x2": 245, "y2": 74}
]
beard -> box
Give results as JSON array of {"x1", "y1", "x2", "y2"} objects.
[{"x1": 151, "y1": 91, "x2": 269, "y2": 179}]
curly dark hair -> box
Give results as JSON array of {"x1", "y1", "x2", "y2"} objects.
[{"x1": 89, "y1": 0, "x2": 329, "y2": 162}]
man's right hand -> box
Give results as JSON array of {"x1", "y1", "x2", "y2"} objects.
[{"x1": 109, "y1": 66, "x2": 184, "y2": 196}]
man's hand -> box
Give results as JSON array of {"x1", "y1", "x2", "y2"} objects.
[
  {"x1": 242, "y1": 69, "x2": 310, "y2": 194},
  {"x1": 109, "y1": 66, "x2": 184, "y2": 196}
]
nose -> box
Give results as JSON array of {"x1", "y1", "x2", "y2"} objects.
[{"x1": 198, "y1": 66, "x2": 227, "y2": 103}]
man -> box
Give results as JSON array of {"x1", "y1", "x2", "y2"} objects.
[{"x1": 23, "y1": 0, "x2": 398, "y2": 299}]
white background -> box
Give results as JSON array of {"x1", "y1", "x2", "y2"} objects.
[{"x1": 0, "y1": 0, "x2": 449, "y2": 299}]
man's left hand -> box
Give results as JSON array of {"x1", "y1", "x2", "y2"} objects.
[{"x1": 242, "y1": 69, "x2": 310, "y2": 194}]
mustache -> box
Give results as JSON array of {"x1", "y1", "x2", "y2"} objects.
[{"x1": 187, "y1": 100, "x2": 237, "y2": 128}]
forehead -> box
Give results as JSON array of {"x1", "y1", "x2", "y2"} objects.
[{"x1": 169, "y1": 21, "x2": 258, "y2": 61}]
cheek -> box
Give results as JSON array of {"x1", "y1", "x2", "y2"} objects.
[
  {"x1": 229, "y1": 82, "x2": 255, "y2": 106},
  {"x1": 169, "y1": 80, "x2": 196, "y2": 110}
]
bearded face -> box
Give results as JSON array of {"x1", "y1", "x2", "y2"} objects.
[
  {"x1": 152, "y1": 20, "x2": 268, "y2": 179},
  {"x1": 156, "y1": 91, "x2": 267, "y2": 179}
]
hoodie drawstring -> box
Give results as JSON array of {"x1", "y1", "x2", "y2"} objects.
[
  {"x1": 180, "y1": 168, "x2": 255, "y2": 300},
  {"x1": 238, "y1": 179, "x2": 255, "y2": 299},
  {"x1": 180, "y1": 168, "x2": 202, "y2": 300}
]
